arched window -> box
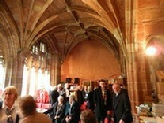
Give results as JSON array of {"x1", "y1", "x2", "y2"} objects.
[{"x1": 21, "y1": 42, "x2": 51, "y2": 96}]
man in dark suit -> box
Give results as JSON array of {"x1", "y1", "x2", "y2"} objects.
[
  {"x1": 112, "y1": 83, "x2": 133, "y2": 123},
  {"x1": 75, "y1": 85, "x2": 84, "y2": 105},
  {"x1": 94, "y1": 79, "x2": 112, "y2": 123},
  {"x1": 49, "y1": 86, "x2": 59, "y2": 106}
]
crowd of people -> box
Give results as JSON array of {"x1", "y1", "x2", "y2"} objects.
[{"x1": 0, "y1": 80, "x2": 133, "y2": 123}]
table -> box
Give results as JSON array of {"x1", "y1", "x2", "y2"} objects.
[{"x1": 139, "y1": 116, "x2": 157, "y2": 123}]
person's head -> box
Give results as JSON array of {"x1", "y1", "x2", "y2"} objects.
[
  {"x1": 3, "y1": 86, "x2": 18, "y2": 108},
  {"x1": 112, "y1": 83, "x2": 121, "y2": 94},
  {"x1": 57, "y1": 84, "x2": 62, "y2": 91},
  {"x1": 80, "y1": 109, "x2": 96, "y2": 123},
  {"x1": 18, "y1": 96, "x2": 36, "y2": 117},
  {"x1": 57, "y1": 95, "x2": 64, "y2": 104},
  {"x1": 64, "y1": 83, "x2": 69, "y2": 89},
  {"x1": 83, "y1": 86, "x2": 88, "y2": 91},
  {"x1": 53, "y1": 86, "x2": 57, "y2": 91},
  {"x1": 99, "y1": 79, "x2": 107, "y2": 89},
  {"x1": 69, "y1": 94, "x2": 76, "y2": 104}
]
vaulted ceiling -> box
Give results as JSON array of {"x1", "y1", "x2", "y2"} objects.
[{"x1": 0, "y1": 0, "x2": 125, "y2": 62}]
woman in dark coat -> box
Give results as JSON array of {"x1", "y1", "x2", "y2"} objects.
[{"x1": 44, "y1": 96, "x2": 65, "y2": 123}]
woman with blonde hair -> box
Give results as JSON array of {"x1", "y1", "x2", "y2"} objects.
[
  {"x1": 0, "y1": 86, "x2": 19, "y2": 123},
  {"x1": 18, "y1": 95, "x2": 52, "y2": 123}
]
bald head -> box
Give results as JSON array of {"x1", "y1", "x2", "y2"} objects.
[{"x1": 112, "y1": 83, "x2": 121, "y2": 94}]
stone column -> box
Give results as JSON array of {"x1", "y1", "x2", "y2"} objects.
[
  {"x1": 125, "y1": 0, "x2": 152, "y2": 113},
  {"x1": 50, "y1": 55, "x2": 61, "y2": 86},
  {"x1": 14, "y1": 52, "x2": 25, "y2": 95},
  {"x1": 4, "y1": 56, "x2": 14, "y2": 87},
  {"x1": 4, "y1": 51, "x2": 25, "y2": 95},
  {"x1": 126, "y1": 43, "x2": 152, "y2": 113}
]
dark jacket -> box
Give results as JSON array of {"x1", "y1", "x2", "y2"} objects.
[
  {"x1": 94, "y1": 87, "x2": 112, "y2": 119},
  {"x1": 113, "y1": 89, "x2": 133, "y2": 123},
  {"x1": 44, "y1": 102, "x2": 65, "y2": 123},
  {"x1": 0, "y1": 100, "x2": 2, "y2": 108},
  {"x1": 75, "y1": 89, "x2": 84, "y2": 105},
  {"x1": 65, "y1": 101, "x2": 80, "y2": 123},
  {"x1": 87, "y1": 91, "x2": 95, "y2": 111},
  {"x1": 49, "y1": 90, "x2": 59, "y2": 105}
]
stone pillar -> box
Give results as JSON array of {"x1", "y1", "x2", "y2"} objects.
[
  {"x1": 4, "y1": 51, "x2": 25, "y2": 95},
  {"x1": 4, "y1": 57, "x2": 14, "y2": 87},
  {"x1": 56, "y1": 56, "x2": 62, "y2": 85},
  {"x1": 50, "y1": 55, "x2": 61, "y2": 86},
  {"x1": 126, "y1": 43, "x2": 153, "y2": 113},
  {"x1": 50, "y1": 55, "x2": 56, "y2": 86},
  {"x1": 15, "y1": 52, "x2": 25, "y2": 94},
  {"x1": 125, "y1": 0, "x2": 152, "y2": 113},
  {"x1": 13, "y1": 52, "x2": 25, "y2": 94}
]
